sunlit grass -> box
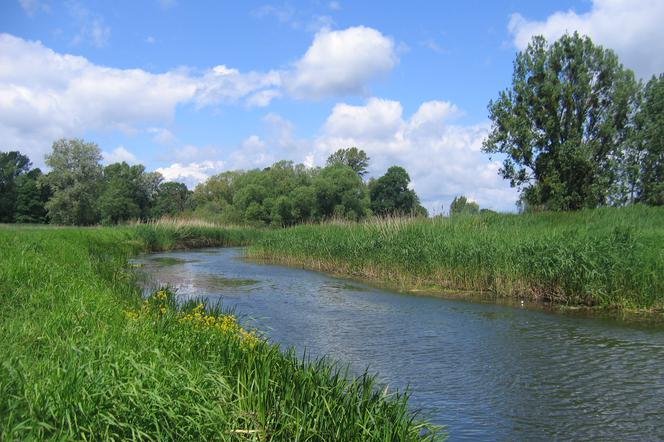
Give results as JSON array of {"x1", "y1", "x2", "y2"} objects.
[{"x1": 0, "y1": 224, "x2": 442, "y2": 440}]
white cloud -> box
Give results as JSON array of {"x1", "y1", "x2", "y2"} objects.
[
  {"x1": 19, "y1": 0, "x2": 50, "y2": 15},
  {"x1": 508, "y1": 0, "x2": 664, "y2": 78},
  {"x1": 102, "y1": 145, "x2": 138, "y2": 164},
  {"x1": 315, "y1": 98, "x2": 518, "y2": 212},
  {"x1": 246, "y1": 89, "x2": 282, "y2": 107},
  {"x1": 286, "y1": 26, "x2": 398, "y2": 98},
  {"x1": 155, "y1": 160, "x2": 225, "y2": 188},
  {"x1": 145, "y1": 36, "x2": 156, "y2": 44},
  {"x1": 67, "y1": 2, "x2": 111, "y2": 48},
  {"x1": 328, "y1": 1, "x2": 340, "y2": 11},
  {"x1": 2, "y1": 27, "x2": 402, "y2": 172},
  {"x1": 0, "y1": 34, "x2": 282, "y2": 165},
  {"x1": 147, "y1": 127, "x2": 176, "y2": 145}
]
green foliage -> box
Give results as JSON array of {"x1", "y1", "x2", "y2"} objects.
[
  {"x1": 99, "y1": 162, "x2": 164, "y2": 224},
  {"x1": 449, "y1": 195, "x2": 479, "y2": 216},
  {"x1": 152, "y1": 182, "x2": 192, "y2": 217},
  {"x1": 0, "y1": 151, "x2": 31, "y2": 222},
  {"x1": 326, "y1": 147, "x2": 370, "y2": 177},
  {"x1": 44, "y1": 138, "x2": 104, "y2": 225},
  {"x1": 251, "y1": 205, "x2": 664, "y2": 309},
  {"x1": 191, "y1": 159, "x2": 401, "y2": 226},
  {"x1": 369, "y1": 166, "x2": 426, "y2": 216},
  {"x1": 483, "y1": 33, "x2": 640, "y2": 211},
  {"x1": 0, "y1": 225, "x2": 440, "y2": 440},
  {"x1": 633, "y1": 74, "x2": 664, "y2": 205},
  {"x1": 314, "y1": 165, "x2": 370, "y2": 221},
  {"x1": 14, "y1": 168, "x2": 50, "y2": 223}
]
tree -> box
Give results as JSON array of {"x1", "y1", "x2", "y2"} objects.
[
  {"x1": 314, "y1": 165, "x2": 370, "y2": 220},
  {"x1": 326, "y1": 147, "x2": 370, "y2": 177},
  {"x1": 369, "y1": 166, "x2": 425, "y2": 216},
  {"x1": 633, "y1": 74, "x2": 664, "y2": 205},
  {"x1": 0, "y1": 151, "x2": 31, "y2": 222},
  {"x1": 483, "y1": 33, "x2": 639, "y2": 211},
  {"x1": 44, "y1": 138, "x2": 103, "y2": 225},
  {"x1": 152, "y1": 182, "x2": 192, "y2": 217},
  {"x1": 98, "y1": 162, "x2": 163, "y2": 224},
  {"x1": 15, "y1": 168, "x2": 50, "y2": 223},
  {"x1": 449, "y1": 195, "x2": 479, "y2": 216}
]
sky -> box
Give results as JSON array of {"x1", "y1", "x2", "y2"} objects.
[{"x1": 2, "y1": 0, "x2": 664, "y2": 213}]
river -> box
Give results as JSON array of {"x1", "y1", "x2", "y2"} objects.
[{"x1": 134, "y1": 247, "x2": 664, "y2": 441}]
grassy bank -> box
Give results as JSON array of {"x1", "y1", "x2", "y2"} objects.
[
  {"x1": 249, "y1": 206, "x2": 664, "y2": 310},
  {"x1": 0, "y1": 223, "x2": 440, "y2": 440}
]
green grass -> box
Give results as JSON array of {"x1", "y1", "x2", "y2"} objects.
[
  {"x1": 0, "y1": 224, "x2": 441, "y2": 441},
  {"x1": 249, "y1": 205, "x2": 664, "y2": 310}
]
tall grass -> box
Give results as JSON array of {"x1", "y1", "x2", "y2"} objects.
[
  {"x1": 0, "y1": 224, "x2": 441, "y2": 440},
  {"x1": 249, "y1": 205, "x2": 664, "y2": 309}
]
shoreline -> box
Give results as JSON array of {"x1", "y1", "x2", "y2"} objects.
[{"x1": 245, "y1": 251, "x2": 664, "y2": 323}]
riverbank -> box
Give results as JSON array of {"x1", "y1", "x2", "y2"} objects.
[
  {"x1": 249, "y1": 205, "x2": 664, "y2": 311},
  {"x1": 0, "y1": 223, "x2": 440, "y2": 440}
]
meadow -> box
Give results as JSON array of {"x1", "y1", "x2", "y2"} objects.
[
  {"x1": 249, "y1": 205, "x2": 664, "y2": 310},
  {"x1": 0, "y1": 222, "x2": 440, "y2": 441}
]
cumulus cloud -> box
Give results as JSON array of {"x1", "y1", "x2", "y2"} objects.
[
  {"x1": 508, "y1": 0, "x2": 664, "y2": 78},
  {"x1": 151, "y1": 100, "x2": 517, "y2": 212},
  {"x1": 0, "y1": 34, "x2": 281, "y2": 165},
  {"x1": 102, "y1": 145, "x2": 138, "y2": 164},
  {"x1": 0, "y1": 33, "x2": 196, "y2": 164},
  {"x1": 155, "y1": 160, "x2": 225, "y2": 188},
  {"x1": 286, "y1": 26, "x2": 398, "y2": 98},
  {"x1": 315, "y1": 98, "x2": 518, "y2": 212}
]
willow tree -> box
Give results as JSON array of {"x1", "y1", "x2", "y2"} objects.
[{"x1": 483, "y1": 33, "x2": 639, "y2": 211}]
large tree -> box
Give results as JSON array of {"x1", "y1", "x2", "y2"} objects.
[
  {"x1": 369, "y1": 166, "x2": 425, "y2": 216},
  {"x1": 326, "y1": 147, "x2": 370, "y2": 177},
  {"x1": 483, "y1": 33, "x2": 639, "y2": 211},
  {"x1": 0, "y1": 151, "x2": 31, "y2": 222},
  {"x1": 44, "y1": 138, "x2": 103, "y2": 225},
  {"x1": 633, "y1": 74, "x2": 664, "y2": 205}
]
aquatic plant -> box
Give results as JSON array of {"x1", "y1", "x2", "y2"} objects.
[{"x1": 250, "y1": 205, "x2": 664, "y2": 309}]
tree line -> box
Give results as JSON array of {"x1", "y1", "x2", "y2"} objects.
[{"x1": 0, "y1": 144, "x2": 427, "y2": 226}]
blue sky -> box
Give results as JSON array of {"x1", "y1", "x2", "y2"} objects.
[{"x1": 1, "y1": 0, "x2": 663, "y2": 212}]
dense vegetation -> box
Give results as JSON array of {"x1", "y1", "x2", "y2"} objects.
[
  {"x1": 0, "y1": 144, "x2": 427, "y2": 227},
  {"x1": 0, "y1": 223, "x2": 440, "y2": 440},
  {"x1": 250, "y1": 205, "x2": 664, "y2": 310}
]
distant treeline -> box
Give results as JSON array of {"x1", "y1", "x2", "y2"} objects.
[{"x1": 0, "y1": 143, "x2": 427, "y2": 226}]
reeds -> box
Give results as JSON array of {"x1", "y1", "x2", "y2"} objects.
[{"x1": 249, "y1": 205, "x2": 664, "y2": 309}]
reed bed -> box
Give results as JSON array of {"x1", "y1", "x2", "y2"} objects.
[
  {"x1": 250, "y1": 205, "x2": 664, "y2": 309},
  {"x1": 0, "y1": 224, "x2": 441, "y2": 440}
]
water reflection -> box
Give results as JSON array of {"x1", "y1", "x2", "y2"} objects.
[{"x1": 134, "y1": 248, "x2": 664, "y2": 441}]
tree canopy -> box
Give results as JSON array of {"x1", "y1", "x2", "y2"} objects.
[
  {"x1": 0, "y1": 151, "x2": 31, "y2": 222},
  {"x1": 369, "y1": 166, "x2": 426, "y2": 216},
  {"x1": 326, "y1": 147, "x2": 370, "y2": 177},
  {"x1": 483, "y1": 33, "x2": 639, "y2": 211}
]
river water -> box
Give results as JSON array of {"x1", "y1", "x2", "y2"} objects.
[{"x1": 134, "y1": 247, "x2": 664, "y2": 441}]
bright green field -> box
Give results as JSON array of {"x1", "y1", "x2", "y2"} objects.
[
  {"x1": 0, "y1": 223, "x2": 440, "y2": 441},
  {"x1": 250, "y1": 206, "x2": 664, "y2": 309}
]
